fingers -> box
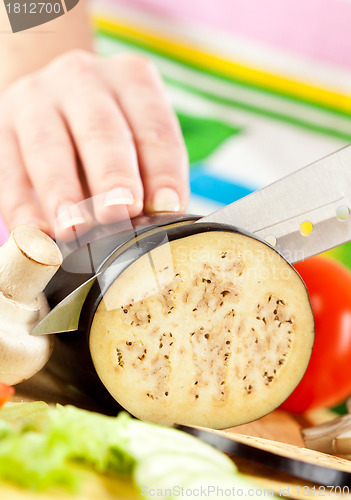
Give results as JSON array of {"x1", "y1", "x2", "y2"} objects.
[
  {"x1": 0, "y1": 51, "x2": 190, "y2": 241},
  {"x1": 13, "y1": 98, "x2": 92, "y2": 240},
  {"x1": 57, "y1": 78, "x2": 144, "y2": 224},
  {"x1": 0, "y1": 127, "x2": 49, "y2": 232},
  {"x1": 102, "y1": 54, "x2": 189, "y2": 213}
]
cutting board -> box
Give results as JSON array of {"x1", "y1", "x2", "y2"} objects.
[
  {"x1": 7, "y1": 368, "x2": 351, "y2": 499},
  {"x1": 185, "y1": 422, "x2": 351, "y2": 499}
]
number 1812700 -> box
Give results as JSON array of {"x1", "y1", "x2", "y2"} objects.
[
  {"x1": 6, "y1": 2, "x2": 62, "y2": 14},
  {"x1": 296, "y1": 486, "x2": 350, "y2": 496}
]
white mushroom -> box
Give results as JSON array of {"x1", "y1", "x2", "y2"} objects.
[
  {"x1": 0, "y1": 225, "x2": 62, "y2": 385},
  {"x1": 302, "y1": 398, "x2": 351, "y2": 455}
]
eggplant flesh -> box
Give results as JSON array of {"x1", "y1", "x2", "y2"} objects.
[
  {"x1": 44, "y1": 215, "x2": 199, "y2": 413},
  {"x1": 89, "y1": 226, "x2": 314, "y2": 429}
]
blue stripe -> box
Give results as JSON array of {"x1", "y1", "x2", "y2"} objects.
[{"x1": 190, "y1": 166, "x2": 255, "y2": 205}]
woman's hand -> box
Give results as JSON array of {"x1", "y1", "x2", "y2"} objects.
[{"x1": 0, "y1": 50, "x2": 189, "y2": 239}]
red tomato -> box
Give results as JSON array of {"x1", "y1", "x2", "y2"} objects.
[
  {"x1": 280, "y1": 256, "x2": 351, "y2": 413},
  {"x1": 0, "y1": 383, "x2": 14, "y2": 408}
]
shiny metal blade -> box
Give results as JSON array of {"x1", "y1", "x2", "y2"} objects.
[
  {"x1": 32, "y1": 145, "x2": 351, "y2": 336},
  {"x1": 31, "y1": 276, "x2": 97, "y2": 335},
  {"x1": 200, "y1": 144, "x2": 351, "y2": 263}
]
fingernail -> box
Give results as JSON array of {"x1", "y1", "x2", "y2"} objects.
[
  {"x1": 104, "y1": 188, "x2": 134, "y2": 207},
  {"x1": 56, "y1": 203, "x2": 87, "y2": 229},
  {"x1": 150, "y1": 188, "x2": 181, "y2": 212}
]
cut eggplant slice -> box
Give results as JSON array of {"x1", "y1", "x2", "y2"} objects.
[{"x1": 88, "y1": 223, "x2": 314, "y2": 428}]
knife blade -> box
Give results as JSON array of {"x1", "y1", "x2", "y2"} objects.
[
  {"x1": 31, "y1": 144, "x2": 351, "y2": 336},
  {"x1": 200, "y1": 144, "x2": 351, "y2": 263}
]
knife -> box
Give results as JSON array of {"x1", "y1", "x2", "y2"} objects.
[
  {"x1": 201, "y1": 143, "x2": 351, "y2": 263},
  {"x1": 31, "y1": 144, "x2": 351, "y2": 336},
  {"x1": 176, "y1": 425, "x2": 351, "y2": 487}
]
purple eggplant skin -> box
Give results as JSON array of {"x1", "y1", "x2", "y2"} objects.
[
  {"x1": 45, "y1": 213, "x2": 199, "y2": 413},
  {"x1": 45, "y1": 214, "x2": 305, "y2": 416},
  {"x1": 45, "y1": 213, "x2": 198, "y2": 305}
]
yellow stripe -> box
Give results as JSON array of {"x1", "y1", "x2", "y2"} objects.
[{"x1": 94, "y1": 14, "x2": 351, "y2": 114}]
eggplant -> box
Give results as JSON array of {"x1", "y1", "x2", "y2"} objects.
[{"x1": 45, "y1": 214, "x2": 314, "y2": 429}]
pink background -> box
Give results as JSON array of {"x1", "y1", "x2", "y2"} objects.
[{"x1": 115, "y1": 0, "x2": 351, "y2": 69}]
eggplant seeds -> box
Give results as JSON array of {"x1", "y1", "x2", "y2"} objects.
[{"x1": 90, "y1": 230, "x2": 314, "y2": 429}]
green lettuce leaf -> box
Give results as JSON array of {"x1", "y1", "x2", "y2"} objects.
[{"x1": 0, "y1": 402, "x2": 242, "y2": 496}]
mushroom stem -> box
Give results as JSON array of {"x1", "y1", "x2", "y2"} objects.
[
  {"x1": 302, "y1": 414, "x2": 351, "y2": 454},
  {"x1": 0, "y1": 225, "x2": 62, "y2": 384},
  {"x1": 0, "y1": 225, "x2": 62, "y2": 305},
  {"x1": 334, "y1": 431, "x2": 351, "y2": 455}
]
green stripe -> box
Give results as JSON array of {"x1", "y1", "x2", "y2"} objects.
[
  {"x1": 96, "y1": 27, "x2": 351, "y2": 121},
  {"x1": 166, "y1": 77, "x2": 351, "y2": 141}
]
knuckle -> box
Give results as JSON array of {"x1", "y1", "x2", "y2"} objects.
[
  {"x1": 50, "y1": 49, "x2": 94, "y2": 76},
  {"x1": 90, "y1": 160, "x2": 139, "y2": 193},
  {"x1": 28, "y1": 128, "x2": 57, "y2": 152},
  {"x1": 116, "y1": 53, "x2": 156, "y2": 75},
  {"x1": 39, "y1": 175, "x2": 74, "y2": 198},
  {"x1": 86, "y1": 110, "x2": 118, "y2": 138},
  {"x1": 78, "y1": 109, "x2": 132, "y2": 143},
  {"x1": 19, "y1": 118, "x2": 61, "y2": 152},
  {"x1": 136, "y1": 121, "x2": 184, "y2": 150}
]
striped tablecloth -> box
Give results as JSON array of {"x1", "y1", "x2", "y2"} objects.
[{"x1": 2, "y1": 0, "x2": 351, "y2": 265}]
